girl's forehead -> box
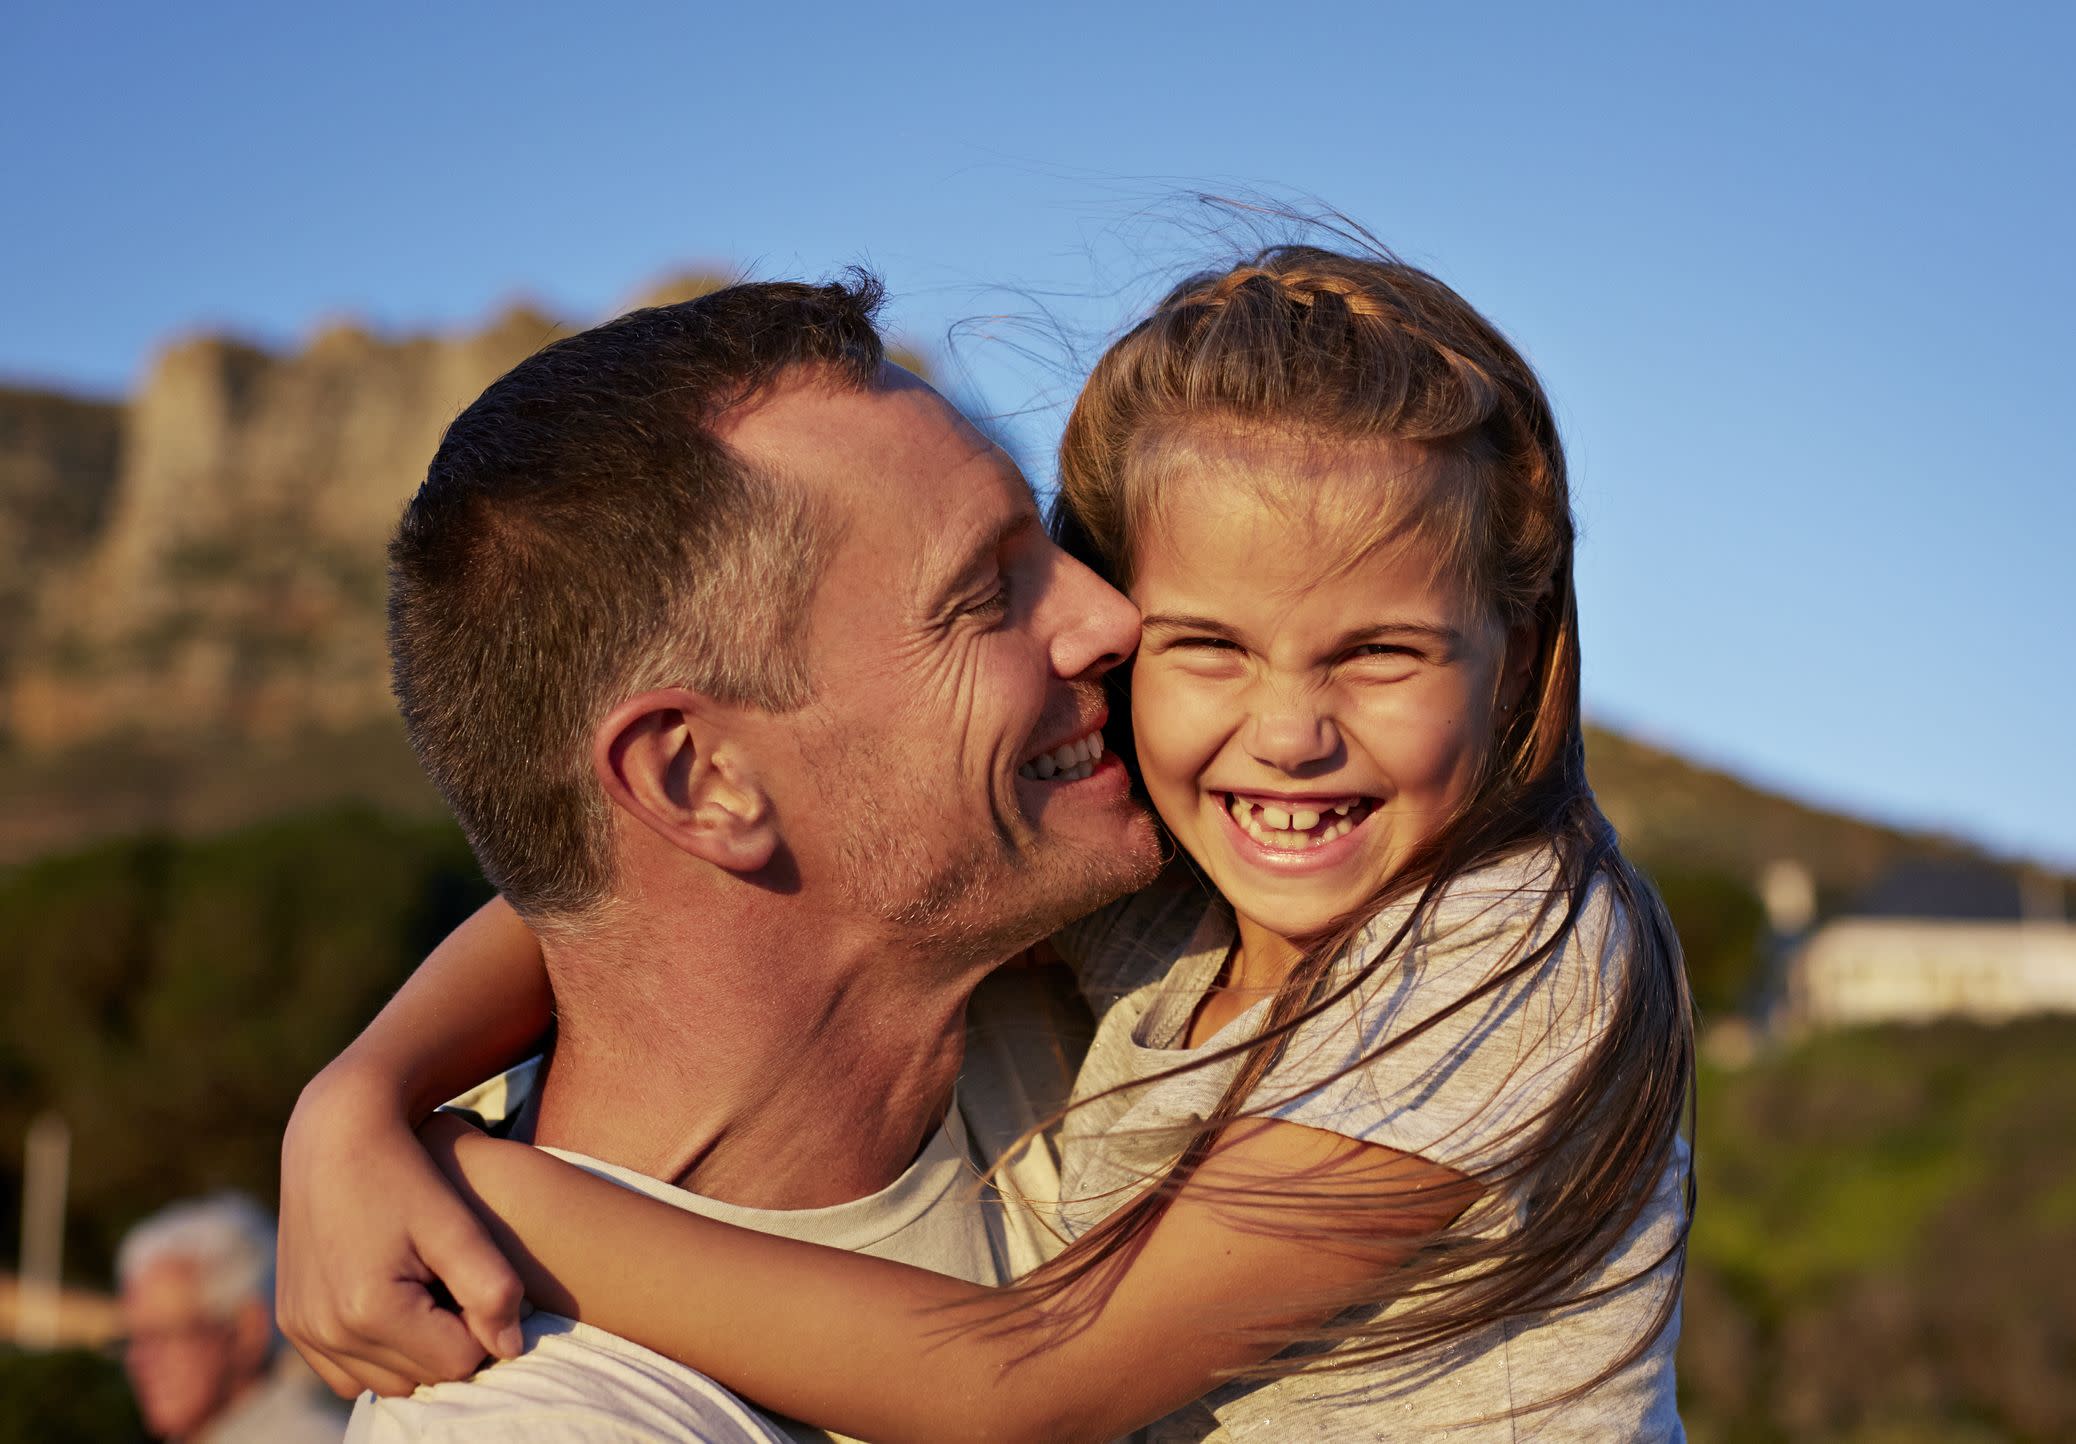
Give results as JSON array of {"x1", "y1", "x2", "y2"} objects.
[
  {"x1": 1131, "y1": 427, "x2": 1465, "y2": 572},
  {"x1": 1142, "y1": 422, "x2": 1439, "y2": 493},
  {"x1": 1133, "y1": 493, "x2": 1483, "y2": 638}
]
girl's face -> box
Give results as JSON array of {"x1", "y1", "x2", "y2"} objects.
[{"x1": 1127, "y1": 431, "x2": 1520, "y2": 945}]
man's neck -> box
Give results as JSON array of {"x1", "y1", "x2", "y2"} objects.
[{"x1": 529, "y1": 904, "x2": 983, "y2": 1211}]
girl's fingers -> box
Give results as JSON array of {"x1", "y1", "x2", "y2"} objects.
[
  {"x1": 299, "y1": 1346, "x2": 369, "y2": 1402},
  {"x1": 337, "y1": 1354, "x2": 433, "y2": 1401},
  {"x1": 330, "y1": 1278, "x2": 492, "y2": 1387},
  {"x1": 418, "y1": 1212, "x2": 528, "y2": 1361}
]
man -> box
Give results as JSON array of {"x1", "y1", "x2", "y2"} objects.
[
  {"x1": 119, "y1": 1193, "x2": 347, "y2": 1443},
  {"x1": 283, "y1": 275, "x2": 1159, "y2": 1440}
]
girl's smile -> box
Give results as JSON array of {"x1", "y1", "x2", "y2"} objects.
[
  {"x1": 1126, "y1": 428, "x2": 1526, "y2": 947},
  {"x1": 1216, "y1": 789, "x2": 1381, "y2": 873}
]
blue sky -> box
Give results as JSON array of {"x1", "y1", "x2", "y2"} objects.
[{"x1": 5, "y1": 2, "x2": 2071, "y2": 866}]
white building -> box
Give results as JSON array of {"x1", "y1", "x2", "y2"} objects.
[{"x1": 1779, "y1": 860, "x2": 2076, "y2": 1029}]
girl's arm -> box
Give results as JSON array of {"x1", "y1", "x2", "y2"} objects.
[
  {"x1": 278, "y1": 896, "x2": 552, "y2": 1397},
  {"x1": 424, "y1": 1113, "x2": 1475, "y2": 1444}
]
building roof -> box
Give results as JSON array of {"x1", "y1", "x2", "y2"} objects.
[{"x1": 1849, "y1": 858, "x2": 2050, "y2": 922}]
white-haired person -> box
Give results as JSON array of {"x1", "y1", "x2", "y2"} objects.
[{"x1": 118, "y1": 1192, "x2": 346, "y2": 1444}]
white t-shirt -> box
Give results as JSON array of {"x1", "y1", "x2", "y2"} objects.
[
  {"x1": 1053, "y1": 848, "x2": 1688, "y2": 1442},
  {"x1": 348, "y1": 968, "x2": 1086, "y2": 1444}
]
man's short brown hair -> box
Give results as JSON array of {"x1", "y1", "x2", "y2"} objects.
[{"x1": 389, "y1": 275, "x2": 885, "y2": 924}]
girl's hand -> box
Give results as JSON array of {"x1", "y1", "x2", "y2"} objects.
[{"x1": 276, "y1": 1067, "x2": 526, "y2": 1398}]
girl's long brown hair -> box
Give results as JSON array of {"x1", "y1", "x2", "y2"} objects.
[{"x1": 998, "y1": 234, "x2": 1695, "y2": 1406}]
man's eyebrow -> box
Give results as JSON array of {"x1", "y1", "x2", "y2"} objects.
[{"x1": 925, "y1": 508, "x2": 1038, "y2": 609}]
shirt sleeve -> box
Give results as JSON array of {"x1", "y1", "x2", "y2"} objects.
[
  {"x1": 437, "y1": 1054, "x2": 543, "y2": 1138},
  {"x1": 1253, "y1": 858, "x2": 1629, "y2": 1176},
  {"x1": 1049, "y1": 864, "x2": 1214, "y2": 1021}
]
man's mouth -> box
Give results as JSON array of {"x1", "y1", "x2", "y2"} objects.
[
  {"x1": 1018, "y1": 727, "x2": 1107, "y2": 783},
  {"x1": 1220, "y1": 793, "x2": 1378, "y2": 851}
]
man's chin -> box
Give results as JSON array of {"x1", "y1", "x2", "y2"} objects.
[
  {"x1": 876, "y1": 798, "x2": 1160, "y2": 966},
  {"x1": 1018, "y1": 812, "x2": 1162, "y2": 939}
]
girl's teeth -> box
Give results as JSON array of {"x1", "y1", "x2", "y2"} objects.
[{"x1": 1225, "y1": 796, "x2": 1366, "y2": 850}]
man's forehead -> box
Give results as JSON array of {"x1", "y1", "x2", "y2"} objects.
[
  {"x1": 724, "y1": 363, "x2": 1032, "y2": 552},
  {"x1": 718, "y1": 362, "x2": 974, "y2": 478}
]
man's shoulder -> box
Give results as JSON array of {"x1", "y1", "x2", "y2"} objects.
[{"x1": 345, "y1": 1314, "x2": 792, "y2": 1444}]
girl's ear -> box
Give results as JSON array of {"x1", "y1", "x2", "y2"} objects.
[{"x1": 591, "y1": 689, "x2": 778, "y2": 874}]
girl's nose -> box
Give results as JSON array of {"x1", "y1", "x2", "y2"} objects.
[{"x1": 1243, "y1": 700, "x2": 1340, "y2": 773}]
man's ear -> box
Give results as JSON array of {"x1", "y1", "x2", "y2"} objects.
[{"x1": 591, "y1": 688, "x2": 778, "y2": 874}]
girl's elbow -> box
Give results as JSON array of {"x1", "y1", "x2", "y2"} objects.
[
  {"x1": 990, "y1": 1403, "x2": 1116, "y2": 1444},
  {"x1": 909, "y1": 1398, "x2": 1100, "y2": 1444}
]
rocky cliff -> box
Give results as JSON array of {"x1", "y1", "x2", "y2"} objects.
[
  {"x1": 0, "y1": 388, "x2": 124, "y2": 683},
  {"x1": 5, "y1": 309, "x2": 570, "y2": 751}
]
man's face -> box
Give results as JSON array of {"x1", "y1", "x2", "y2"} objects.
[
  {"x1": 120, "y1": 1258, "x2": 265, "y2": 1439},
  {"x1": 726, "y1": 365, "x2": 1159, "y2": 963}
]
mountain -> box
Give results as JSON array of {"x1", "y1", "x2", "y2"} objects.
[
  {"x1": 0, "y1": 388, "x2": 124, "y2": 678},
  {"x1": 0, "y1": 291, "x2": 2032, "y2": 904},
  {"x1": 3, "y1": 309, "x2": 571, "y2": 755}
]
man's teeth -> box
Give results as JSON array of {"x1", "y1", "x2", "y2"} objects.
[
  {"x1": 1017, "y1": 730, "x2": 1106, "y2": 783},
  {"x1": 1225, "y1": 795, "x2": 1366, "y2": 850}
]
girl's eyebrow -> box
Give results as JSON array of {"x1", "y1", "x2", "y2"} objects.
[
  {"x1": 1139, "y1": 612, "x2": 1242, "y2": 640},
  {"x1": 1140, "y1": 613, "x2": 1464, "y2": 655},
  {"x1": 1335, "y1": 621, "x2": 1466, "y2": 655}
]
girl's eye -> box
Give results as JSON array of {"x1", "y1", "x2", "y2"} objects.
[
  {"x1": 1171, "y1": 636, "x2": 1239, "y2": 651},
  {"x1": 1348, "y1": 644, "x2": 1415, "y2": 661}
]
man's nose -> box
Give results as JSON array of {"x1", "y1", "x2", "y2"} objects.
[
  {"x1": 1243, "y1": 692, "x2": 1340, "y2": 772},
  {"x1": 1045, "y1": 550, "x2": 1140, "y2": 680}
]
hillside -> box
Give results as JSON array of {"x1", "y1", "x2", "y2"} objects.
[{"x1": 1582, "y1": 725, "x2": 1990, "y2": 901}]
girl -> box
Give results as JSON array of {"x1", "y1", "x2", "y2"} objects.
[{"x1": 290, "y1": 244, "x2": 1692, "y2": 1441}]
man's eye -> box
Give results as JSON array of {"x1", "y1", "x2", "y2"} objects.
[
  {"x1": 1348, "y1": 644, "x2": 1415, "y2": 661},
  {"x1": 962, "y1": 582, "x2": 1010, "y2": 618}
]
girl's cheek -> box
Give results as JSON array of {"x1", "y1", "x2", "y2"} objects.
[
  {"x1": 1132, "y1": 666, "x2": 1228, "y2": 781},
  {"x1": 1355, "y1": 680, "x2": 1484, "y2": 791},
  {"x1": 1418, "y1": 691, "x2": 1494, "y2": 799}
]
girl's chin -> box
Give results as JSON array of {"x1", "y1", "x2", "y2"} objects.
[{"x1": 1227, "y1": 894, "x2": 1365, "y2": 946}]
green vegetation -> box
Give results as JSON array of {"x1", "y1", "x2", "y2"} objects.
[
  {"x1": 1680, "y1": 1019, "x2": 2076, "y2": 1442},
  {"x1": 0, "y1": 1348, "x2": 145, "y2": 1444},
  {"x1": 3, "y1": 803, "x2": 2068, "y2": 1438},
  {"x1": 1649, "y1": 862, "x2": 1771, "y2": 1019},
  {"x1": 0, "y1": 806, "x2": 490, "y2": 1278}
]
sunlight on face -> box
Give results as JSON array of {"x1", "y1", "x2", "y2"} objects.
[
  {"x1": 728, "y1": 365, "x2": 1157, "y2": 960},
  {"x1": 1127, "y1": 430, "x2": 1510, "y2": 946}
]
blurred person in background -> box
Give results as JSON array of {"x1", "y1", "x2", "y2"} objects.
[{"x1": 118, "y1": 1192, "x2": 346, "y2": 1444}]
